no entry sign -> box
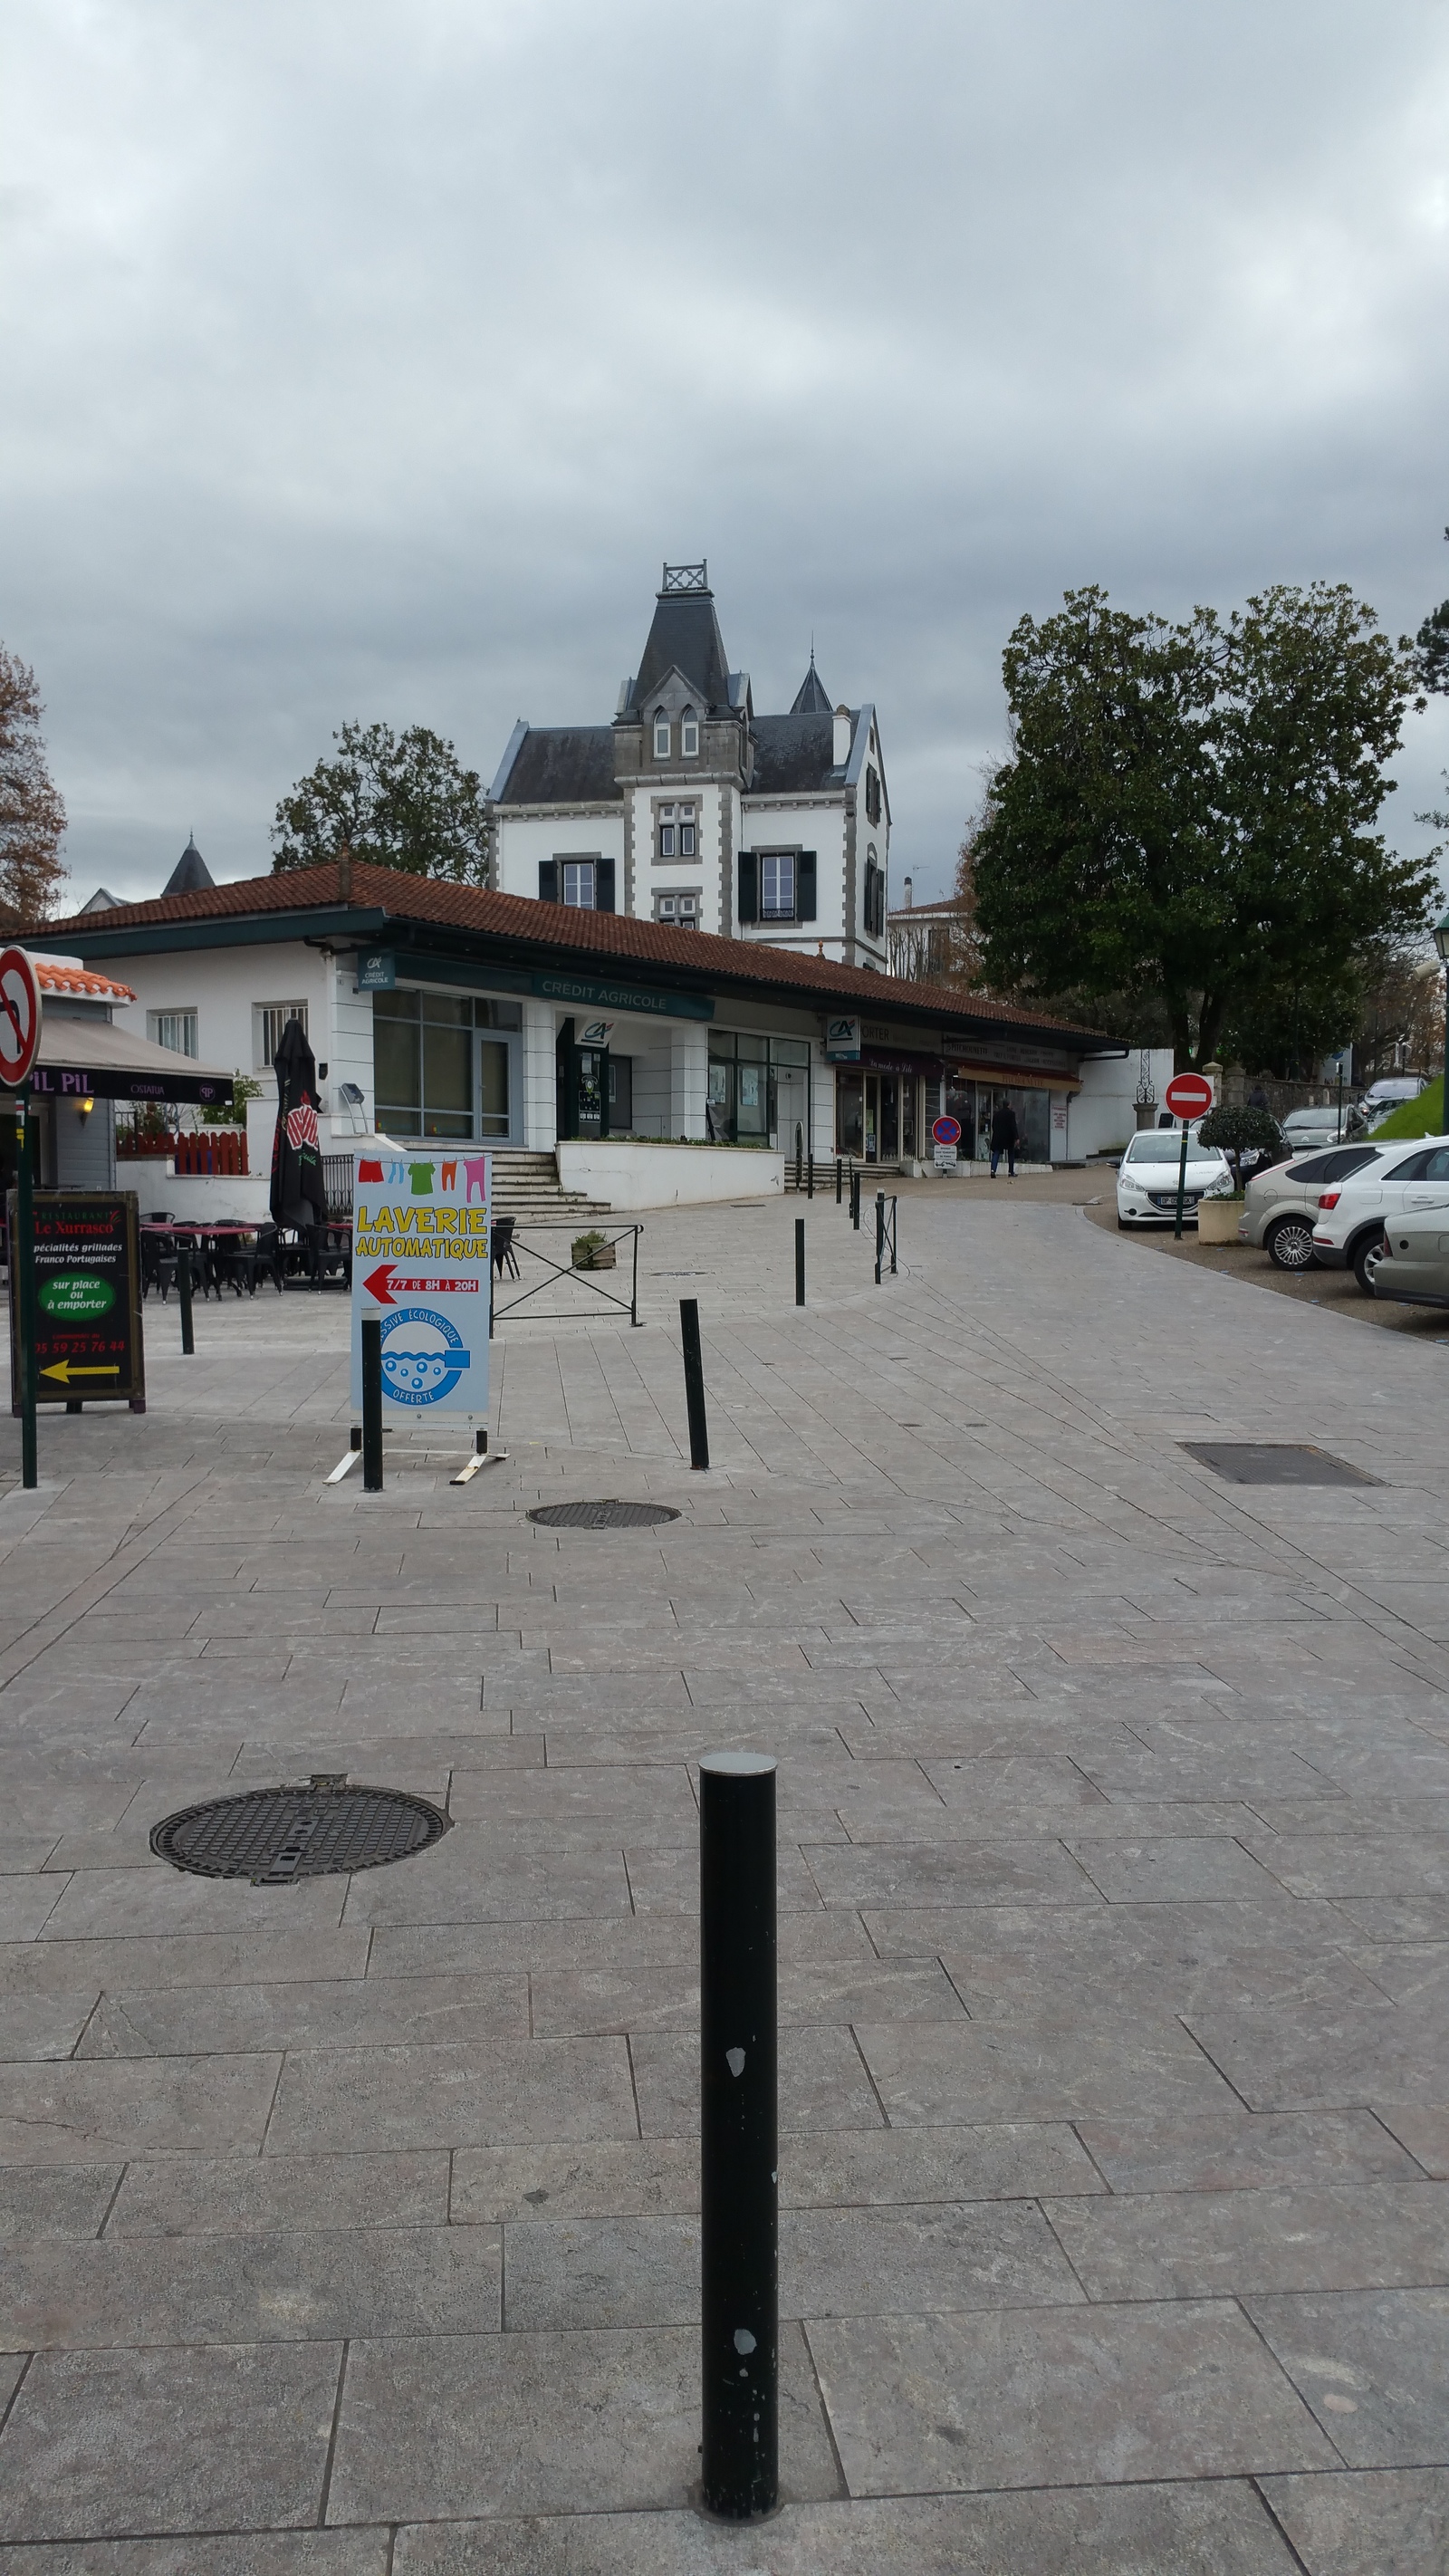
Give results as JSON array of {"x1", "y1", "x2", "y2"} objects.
[
  {"x1": 1164, "y1": 1072, "x2": 1213, "y2": 1120},
  {"x1": 0, "y1": 948, "x2": 42, "y2": 1090}
]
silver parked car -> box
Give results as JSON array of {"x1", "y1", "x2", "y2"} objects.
[
  {"x1": 1372, "y1": 1215, "x2": 1449, "y2": 1311},
  {"x1": 1237, "y1": 1143, "x2": 1388, "y2": 1272}
]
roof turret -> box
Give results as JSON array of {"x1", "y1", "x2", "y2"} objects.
[
  {"x1": 790, "y1": 649, "x2": 832, "y2": 716},
  {"x1": 162, "y1": 835, "x2": 216, "y2": 898}
]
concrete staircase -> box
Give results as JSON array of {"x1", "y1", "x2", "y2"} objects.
[{"x1": 489, "y1": 1149, "x2": 610, "y2": 1219}]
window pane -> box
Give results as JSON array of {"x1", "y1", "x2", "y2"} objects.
[
  {"x1": 680, "y1": 824, "x2": 696, "y2": 856},
  {"x1": 423, "y1": 1024, "x2": 472, "y2": 1127},
  {"x1": 374, "y1": 990, "x2": 420, "y2": 1023},
  {"x1": 770, "y1": 1039, "x2": 810, "y2": 1066},
  {"x1": 761, "y1": 855, "x2": 794, "y2": 918},
  {"x1": 479, "y1": 1039, "x2": 510, "y2": 1137},
  {"x1": 562, "y1": 861, "x2": 595, "y2": 908},
  {"x1": 658, "y1": 826, "x2": 675, "y2": 857},
  {"x1": 421, "y1": 993, "x2": 472, "y2": 1027},
  {"x1": 375, "y1": 1014, "x2": 420, "y2": 1116}
]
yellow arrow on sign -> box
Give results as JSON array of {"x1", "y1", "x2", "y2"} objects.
[{"x1": 40, "y1": 1361, "x2": 120, "y2": 1384}]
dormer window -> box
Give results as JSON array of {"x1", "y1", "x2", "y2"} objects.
[
  {"x1": 657, "y1": 803, "x2": 696, "y2": 860},
  {"x1": 680, "y1": 710, "x2": 699, "y2": 757},
  {"x1": 653, "y1": 714, "x2": 671, "y2": 758}
]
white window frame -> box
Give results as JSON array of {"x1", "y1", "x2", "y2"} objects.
[
  {"x1": 653, "y1": 715, "x2": 671, "y2": 758},
  {"x1": 678, "y1": 802, "x2": 696, "y2": 858},
  {"x1": 148, "y1": 1007, "x2": 198, "y2": 1059},
  {"x1": 254, "y1": 1000, "x2": 309, "y2": 1072},
  {"x1": 760, "y1": 852, "x2": 796, "y2": 921},
  {"x1": 561, "y1": 860, "x2": 596, "y2": 908},
  {"x1": 680, "y1": 711, "x2": 699, "y2": 757}
]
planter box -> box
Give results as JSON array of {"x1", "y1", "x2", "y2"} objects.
[
  {"x1": 1196, "y1": 1198, "x2": 1245, "y2": 1244},
  {"x1": 572, "y1": 1244, "x2": 617, "y2": 1271}
]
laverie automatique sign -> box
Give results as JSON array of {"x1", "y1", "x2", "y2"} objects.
[{"x1": 350, "y1": 1147, "x2": 491, "y2": 1424}]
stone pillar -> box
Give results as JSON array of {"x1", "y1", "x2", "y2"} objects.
[
  {"x1": 671, "y1": 1024, "x2": 708, "y2": 1139},
  {"x1": 523, "y1": 1003, "x2": 558, "y2": 1150}
]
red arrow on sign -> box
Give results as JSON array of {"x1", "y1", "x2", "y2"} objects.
[
  {"x1": 364, "y1": 1263, "x2": 481, "y2": 1305},
  {"x1": 1164, "y1": 1072, "x2": 1214, "y2": 1120}
]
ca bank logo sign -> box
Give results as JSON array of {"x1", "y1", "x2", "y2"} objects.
[{"x1": 379, "y1": 1306, "x2": 470, "y2": 1407}]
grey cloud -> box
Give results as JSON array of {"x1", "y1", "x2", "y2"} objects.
[{"x1": 3, "y1": 0, "x2": 1448, "y2": 905}]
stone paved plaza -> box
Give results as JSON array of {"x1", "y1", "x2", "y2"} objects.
[{"x1": 1, "y1": 1185, "x2": 1448, "y2": 2571}]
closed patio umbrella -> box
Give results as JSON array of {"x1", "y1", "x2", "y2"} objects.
[{"x1": 269, "y1": 1015, "x2": 327, "y2": 1234}]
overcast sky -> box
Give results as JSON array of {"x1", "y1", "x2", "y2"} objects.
[{"x1": 5, "y1": 0, "x2": 1449, "y2": 910}]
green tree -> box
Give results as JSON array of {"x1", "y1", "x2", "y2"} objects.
[
  {"x1": 972, "y1": 583, "x2": 1435, "y2": 1070},
  {"x1": 272, "y1": 721, "x2": 489, "y2": 885},
  {"x1": 1413, "y1": 525, "x2": 1449, "y2": 698},
  {"x1": 0, "y1": 647, "x2": 67, "y2": 925}
]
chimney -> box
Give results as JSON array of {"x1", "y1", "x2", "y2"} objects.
[
  {"x1": 338, "y1": 842, "x2": 353, "y2": 905},
  {"x1": 903, "y1": 875, "x2": 913, "y2": 909},
  {"x1": 833, "y1": 704, "x2": 852, "y2": 767}
]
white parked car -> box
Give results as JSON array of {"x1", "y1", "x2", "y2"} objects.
[
  {"x1": 1354, "y1": 1077, "x2": 1427, "y2": 1133},
  {"x1": 1116, "y1": 1130, "x2": 1234, "y2": 1229},
  {"x1": 1310, "y1": 1138, "x2": 1449, "y2": 1293}
]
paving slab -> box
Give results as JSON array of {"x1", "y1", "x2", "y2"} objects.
[
  {"x1": 1259, "y1": 2467, "x2": 1449, "y2": 2576},
  {"x1": 328, "y1": 2321, "x2": 840, "y2": 2522},
  {"x1": 806, "y1": 2296, "x2": 1337, "y2": 2492},
  {"x1": 0, "y1": 2339, "x2": 343, "y2": 2539},
  {"x1": 1248, "y1": 2285, "x2": 1449, "y2": 2465}
]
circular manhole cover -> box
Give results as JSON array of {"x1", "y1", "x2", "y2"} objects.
[
  {"x1": 150, "y1": 1778, "x2": 451, "y2": 1886},
  {"x1": 528, "y1": 1500, "x2": 682, "y2": 1529}
]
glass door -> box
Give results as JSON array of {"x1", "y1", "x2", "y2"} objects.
[
  {"x1": 879, "y1": 1077, "x2": 899, "y2": 1161},
  {"x1": 479, "y1": 1038, "x2": 512, "y2": 1139}
]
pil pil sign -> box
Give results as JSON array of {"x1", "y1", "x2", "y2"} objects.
[{"x1": 349, "y1": 1148, "x2": 491, "y2": 1418}]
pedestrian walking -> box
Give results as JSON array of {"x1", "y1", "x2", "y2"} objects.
[{"x1": 989, "y1": 1100, "x2": 1020, "y2": 1179}]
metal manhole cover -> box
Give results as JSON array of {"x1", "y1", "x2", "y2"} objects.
[
  {"x1": 150, "y1": 1776, "x2": 451, "y2": 1884},
  {"x1": 1181, "y1": 1443, "x2": 1383, "y2": 1488},
  {"x1": 528, "y1": 1500, "x2": 683, "y2": 1529}
]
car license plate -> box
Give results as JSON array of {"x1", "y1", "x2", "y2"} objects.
[{"x1": 1150, "y1": 1192, "x2": 1197, "y2": 1208}]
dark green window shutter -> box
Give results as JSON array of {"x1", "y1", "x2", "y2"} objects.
[
  {"x1": 798, "y1": 851, "x2": 817, "y2": 921},
  {"x1": 539, "y1": 860, "x2": 559, "y2": 902},
  {"x1": 596, "y1": 858, "x2": 615, "y2": 911},
  {"x1": 738, "y1": 852, "x2": 758, "y2": 922}
]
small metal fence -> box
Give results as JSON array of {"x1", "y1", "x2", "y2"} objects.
[{"x1": 489, "y1": 1219, "x2": 643, "y2": 1330}]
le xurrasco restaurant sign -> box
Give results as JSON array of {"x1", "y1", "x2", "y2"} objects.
[{"x1": 9, "y1": 1191, "x2": 145, "y2": 1410}]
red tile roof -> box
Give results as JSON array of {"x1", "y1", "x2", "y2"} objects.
[
  {"x1": 30, "y1": 956, "x2": 136, "y2": 1003},
  {"x1": 45, "y1": 860, "x2": 1104, "y2": 1043}
]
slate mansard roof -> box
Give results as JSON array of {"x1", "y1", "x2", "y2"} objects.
[{"x1": 490, "y1": 572, "x2": 876, "y2": 810}]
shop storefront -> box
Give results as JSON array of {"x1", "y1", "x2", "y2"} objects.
[
  {"x1": 707, "y1": 1033, "x2": 811, "y2": 1151},
  {"x1": 833, "y1": 1047, "x2": 937, "y2": 1161}
]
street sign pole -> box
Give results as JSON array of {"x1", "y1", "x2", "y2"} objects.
[
  {"x1": 14, "y1": 1087, "x2": 36, "y2": 1487},
  {"x1": 1173, "y1": 1117, "x2": 1190, "y2": 1242}
]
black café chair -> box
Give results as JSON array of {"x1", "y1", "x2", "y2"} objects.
[
  {"x1": 140, "y1": 1232, "x2": 178, "y2": 1302},
  {"x1": 491, "y1": 1216, "x2": 520, "y2": 1279}
]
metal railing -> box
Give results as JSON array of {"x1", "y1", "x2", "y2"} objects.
[{"x1": 489, "y1": 1219, "x2": 644, "y2": 1330}]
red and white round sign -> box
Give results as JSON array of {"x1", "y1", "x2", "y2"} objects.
[
  {"x1": 1164, "y1": 1072, "x2": 1213, "y2": 1120},
  {"x1": 0, "y1": 948, "x2": 42, "y2": 1089}
]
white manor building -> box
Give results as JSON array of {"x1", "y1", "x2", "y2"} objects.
[{"x1": 485, "y1": 563, "x2": 890, "y2": 971}]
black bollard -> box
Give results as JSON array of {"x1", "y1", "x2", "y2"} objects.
[
  {"x1": 794, "y1": 1216, "x2": 805, "y2": 1306},
  {"x1": 851, "y1": 1167, "x2": 861, "y2": 1231},
  {"x1": 875, "y1": 1190, "x2": 885, "y2": 1283},
  {"x1": 680, "y1": 1297, "x2": 710, "y2": 1470},
  {"x1": 699, "y1": 1749, "x2": 778, "y2": 2520},
  {"x1": 177, "y1": 1245, "x2": 195, "y2": 1356},
  {"x1": 835, "y1": 1155, "x2": 842, "y2": 1206},
  {"x1": 361, "y1": 1314, "x2": 384, "y2": 1490},
  {"x1": 806, "y1": 1150, "x2": 813, "y2": 1200}
]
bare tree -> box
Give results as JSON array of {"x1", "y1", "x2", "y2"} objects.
[{"x1": 0, "y1": 649, "x2": 67, "y2": 926}]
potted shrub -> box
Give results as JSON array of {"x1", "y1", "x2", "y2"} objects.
[
  {"x1": 571, "y1": 1229, "x2": 616, "y2": 1272},
  {"x1": 1194, "y1": 1106, "x2": 1285, "y2": 1242}
]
